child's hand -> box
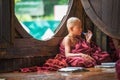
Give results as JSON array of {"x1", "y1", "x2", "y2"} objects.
[
  {"x1": 79, "y1": 53, "x2": 94, "y2": 61},
  {"x1": 84, "y1": 30, "x2": 93, "y2": 43},
  {"x1": 84, "y1": 55, "x2": 95, "y2": 61},
  {"x1": 79, "y1": 53, "x2": 90, "y2": 58}
]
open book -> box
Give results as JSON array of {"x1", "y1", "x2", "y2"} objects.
[{"x1": 95, "y1": 62, "x2": 115, "y2": 68}]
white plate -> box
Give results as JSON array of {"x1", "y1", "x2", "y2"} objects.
[
  {"x1": 58, "y1": 67, "x2": 85, "y2": 72},
  {"x1": 100, "y1": 66, "x2": 115, "y2": 68}
]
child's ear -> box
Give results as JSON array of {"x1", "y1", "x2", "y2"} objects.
[{"x1": 70, "y1": 27, "x2": 73, "y2": 31}]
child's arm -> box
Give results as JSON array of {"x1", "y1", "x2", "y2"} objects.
[{"x1": 64, "y1": 36, "x2": 91, "y2": 58}]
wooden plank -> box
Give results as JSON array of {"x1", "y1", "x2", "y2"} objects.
[
  {"x1": 95, "y1": 27, "x2": 102, "y2": 48},
  {"x1": 0, "y1": 0, "x2": 13, "y2": 48},
  {"x1": 90, "y1": 0, "x2": 102, "y2": 18},
  {"x1": 2, "y1": 0, "x2": 11, "y2": 43},
  {"x1": 112, "y1": 0, "x2": 120, "y2": 33},
  {"x1": 102, "y1": 0, "x2": 113, "y2": 28},
  {"x1": 0, "y1": 56, "x2": 52, "y2": 72},
  {"x1": 0, "y1": 0, "x2": 2, "y2": 41},
  {"x1": 81, "y1": 0, "x2": 120, "y2": 39},
  {"x1": 101, "y1": 33, "x2": 107, "y2": 51},
  {"x1": 0, "y1": 0, "x2": 5, "y2": 48}
]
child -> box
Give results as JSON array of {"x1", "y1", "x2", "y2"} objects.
[
  {"x1": 59, "y1": 17, "x2": 112, "y2": 67},
  {"x1": 19, "y1": 17, "x2": 112, "y2": 72}
]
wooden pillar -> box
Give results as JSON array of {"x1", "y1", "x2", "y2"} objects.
[{"x1": 0, "y1": 0, "x2": 14, "y2": 49}]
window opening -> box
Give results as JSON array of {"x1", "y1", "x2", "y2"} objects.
[{"x1": 15, "y1": 0, "x2": 68, "y2": 40}]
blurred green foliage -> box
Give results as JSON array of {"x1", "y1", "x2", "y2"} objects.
[{"x1": 15, "y1": 0, "x2": 68, "y2": 21}]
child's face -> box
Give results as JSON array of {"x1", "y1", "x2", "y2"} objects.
[{"x1": 72, "y1": 21, "x2": 82, "y2": 36}]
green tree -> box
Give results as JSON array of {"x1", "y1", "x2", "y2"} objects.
[{"x1": 43, "y1": 0, "x2": 68, "y2": 16}]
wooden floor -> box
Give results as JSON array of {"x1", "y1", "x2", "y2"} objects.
[{"x1": 0, "y1": 67, "x2": 117, "y2": 80}]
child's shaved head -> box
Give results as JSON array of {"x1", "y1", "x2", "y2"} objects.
[{"x1": 67, "y1": 17, "x2": 81, "y2": 31}]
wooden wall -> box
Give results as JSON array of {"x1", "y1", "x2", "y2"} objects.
[
  {"x1": 0, "y1": 0, "x2": 14, "y2": 48},
  {"x1": 0, "y1": 0, "x2": 109, "y2": 72},
  {"x1": 81, "y1": 0, "x2": 120, "y2": 49}
]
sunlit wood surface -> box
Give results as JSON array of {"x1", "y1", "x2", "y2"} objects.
[{"x1": 0, "y1": 68, "x2": 117, "y2": 80}]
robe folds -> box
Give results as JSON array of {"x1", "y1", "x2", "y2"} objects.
[
  {"x1": 116, "y1": 60, "x2": 120, "y2": 80},
  {"x1": 115, "y1": 48, "x2": 120, "y2": 80},
  {"x1": 59, "y1": 38, "x2": 112, "y2": 67},
  {"x1": 20, "y1": 38, "x2": 112, "y2": 72}
]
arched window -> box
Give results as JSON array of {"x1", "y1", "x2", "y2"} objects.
[{"x1": 15, "y1": 0, "x2": 68, "y2": 40}]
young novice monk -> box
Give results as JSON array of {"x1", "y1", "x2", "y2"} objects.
[
  {"x1": 59, "y1": 17, "x2": 112, "y2": 67},
  {"x1": 20, "y1": 17, "x2": 112, "y2": 72}
]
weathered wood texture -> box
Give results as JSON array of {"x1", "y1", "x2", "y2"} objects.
[
  {"x1": 0, "y1": 0, "x2": 112, "y2": 72},
  {"x1": 81, "y1": 0, "x2": 120, "y2": 39},
  {"x1": 0, "y1": 68, "x2": 117, "y2": 80},
  {"x1": 0, "y1": 0, "x2": 14, "y2": 48},
  {"x1": 0, "y1": 0, "x2": 87, "y2": 58},
  {"x1": 0, "y1": 56, "x2": 52, "y2": 73}
]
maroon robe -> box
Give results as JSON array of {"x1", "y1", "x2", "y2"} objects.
[
  {"x1": 59, "y1": 38, "x2": 112, "y2": 67},
  {"x1": 20, "y1": 38, "x2": 112, "y2": 72},
  {"x1": 107, "y1": 37, "x2": 120, "y2": 80},
  {"x1": 115, "y1": 48, "x2": 120, "y2": 80}
]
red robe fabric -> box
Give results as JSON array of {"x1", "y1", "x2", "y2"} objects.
[
  {"x1": 59, "y1": 38, "x2": 112, "y2": 67},
  {"x1": 108, "y1": 37, "x2": 119, "y2": 61},
  {"x1": 20, "y1": 54, "x2": 68, "y2": 72},
  {"x1": 115, "y1": 48, "x2": 120, "y2": 80},
  {"x1": 20, "y1": 38, "x2": 112, "y2": 72},
  {"x1": 108, "y1": 37, "x2": 120, "y2": 80}
]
